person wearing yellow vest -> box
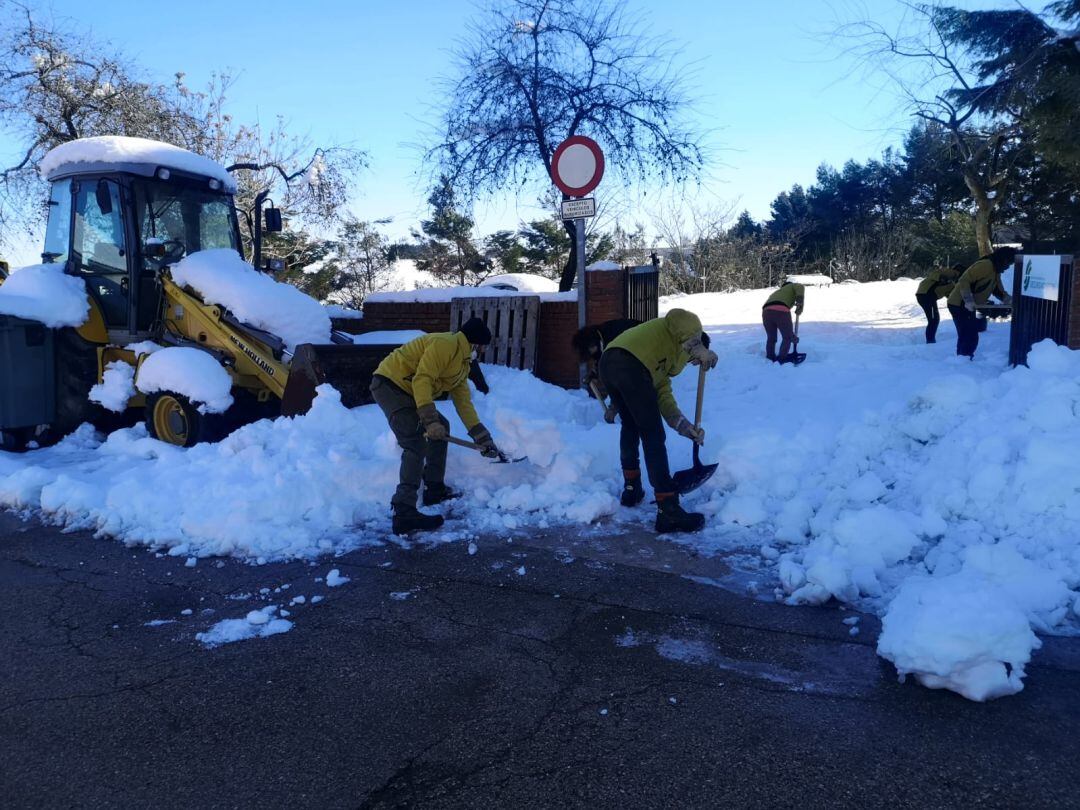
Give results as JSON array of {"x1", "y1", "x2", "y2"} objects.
[
  {"x1": 762, "y1": 281, "x2": 805, "y2": 363},
  {"x1": 599, "y1": 309, "x2": 717, "y2": 534},
  {"x1": 947, "y1": 247, "x2": 1016, "y2": 358},
  {"x1": 915, "y1": 263, "x2": 964, "y2": 344},
  {"x1": 370, "y1": 318, "x2": 499, "y2": 535}
]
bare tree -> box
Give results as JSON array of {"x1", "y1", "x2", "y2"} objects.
[
  {"x1": 0, "y1": 2, "x2": 365, "y2": 256},
  {"x1": 429, "y1": 0, "x2": 705, "y2": 291}
]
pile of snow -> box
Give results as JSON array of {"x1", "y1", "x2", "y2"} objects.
[
  {"x1": 348, "y1": 330, "x2": 425, "y2": 345},
  {"x1": 40, "y1": 136, "x2": 237, "y2": 192},
  {"x1": 586, "y1": 260, "x2": 623, "y2": 271},
  {"x1": 1, "y1": 276, "x2": 1078, "y2": 702},
  {"x1": 325, "y1": 304, "x2": 363, "y2": 320},
  {"x1": 366, "y1": 285, "x2": 575, "y2": 304},
  {"x1": 89, "y1": 361, "x2": 136, "y2": 412},
  {"x1": 0, "y1": 264, "x2": 89, "y2": 327},
  {"x1": 480, "y1": 273, "x2": 558, "y2": 293},
  {"x1": 785, "y1": 273, "x2": 833, "y2": 287},
  {"x1": 877, "y1": 574, "x2": 1040, "y2": 701},
  {"x1": 171, "y1": 249, "x2": 331, "y2": 350},
  {"x1": 135, "y1": 347, "x2": 234, "y2": 413}
]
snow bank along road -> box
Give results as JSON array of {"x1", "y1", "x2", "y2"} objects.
[{"x1": 2, "y1": 279, "x2": 1078, "y2": 702}]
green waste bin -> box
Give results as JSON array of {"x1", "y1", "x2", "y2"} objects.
[{"x1": 0, "y1": 315, "x2": 56, "y2": 430}]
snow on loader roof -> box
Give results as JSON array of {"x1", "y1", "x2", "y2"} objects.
[{"x1": 40, "y1": 135, "x2": 237, "y2": 192}]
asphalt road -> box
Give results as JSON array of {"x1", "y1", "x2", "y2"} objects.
[{"x1": 3, "y1": 511, "x2": 1080, "y2": 809}]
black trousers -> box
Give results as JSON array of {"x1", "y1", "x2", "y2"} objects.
[
  {"x1": 948, "y1": 304, "x2": 980, "y2": 358},
  {"x1": 598, "y1": 348, "x2": 674, "y2": 493},
  {"x1": 916, "y1": 293, "x2": 940, "y2": 343}
]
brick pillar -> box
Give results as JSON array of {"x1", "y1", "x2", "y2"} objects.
[
  {"x1": 584, "y1": 267, "x2": 627, "y2": 325},
  {"x1": 1068, "y1": 256, "x2": 1080, "y2": 349}
]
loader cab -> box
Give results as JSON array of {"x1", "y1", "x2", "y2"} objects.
[{"x1": 44, "y1": 164, "x2": 242, "y2": 341}]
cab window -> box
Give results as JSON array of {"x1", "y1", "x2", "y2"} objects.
[
  {"x1": 43, "y1": 179, "x2": 72, "y2": 265},
  {"x1": 73, "y1": 181, "x2": 126, "y2": 274}
]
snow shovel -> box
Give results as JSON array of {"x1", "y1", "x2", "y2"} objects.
[
  {"x1": 787, "y1": 313, "x2": 807, "y2": 365},
  {"x1": 445, "y1": 435, "x2": 527, "y2": 464},
  {"x1": 671, "y1": 366, "x2": 718, "y2": 495}
]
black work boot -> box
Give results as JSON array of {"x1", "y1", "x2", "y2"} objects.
[
  {"x1": 422, "y1": 483, "x2": 461, "y2": 507},
  {"x1": 620, "y1": 470, "x2": 645, "y2": 507},
  {"x1": 655, "y1": 494, "x2": 705, "y2": 534},
  {"x1": 392, "y1": 506, "x2": 445, "y2": 535}
]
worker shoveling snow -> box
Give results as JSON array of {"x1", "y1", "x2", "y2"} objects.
[{"x1": 1, "y1": 278, "x2": 1079, "y2": 702}]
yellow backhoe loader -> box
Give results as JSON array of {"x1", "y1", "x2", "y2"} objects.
[{"x1": 0, "y1": 139, "x2": 388, "y2": 450}]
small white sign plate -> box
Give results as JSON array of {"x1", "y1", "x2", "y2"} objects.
[
  {"x1": 560, "y1": 197, "x2": 596, "y2": 220},
  {"x1": 1020, "y1": 255, "x2": 1061, "y2": 301}
]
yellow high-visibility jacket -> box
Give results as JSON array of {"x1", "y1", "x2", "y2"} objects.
[
  {"x1": 917, "y1": 268, "x2": 960, "y2": 298},
  {"x1": 948, "y1": 258, "x2": 1007, "y2": 307},
  {"x1": 607, "y1": 308, "x2": 703, "y2": 421},
  {"x1": 765, "y1": 283, "x2": 805, "y2": 312},
  {"x1": 374, "y1": 331, "x2": 480, "y2": 429}
]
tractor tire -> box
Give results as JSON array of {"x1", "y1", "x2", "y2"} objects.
[
  {"x1": 1, "y1": 427, "x2": 33, "y2": 453},
  {"x1": 145, "y1": 392, "x2": 226, "y2": 448},
  {"x1": 53, "y1": 326, "x2": 102, "y2": 439}
]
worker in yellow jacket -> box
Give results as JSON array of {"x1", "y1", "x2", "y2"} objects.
[
  {"x1": 599, "y1": 309, "x2": 717, "y2": 534},
  {"x1": 915, "y1": 263, "x2": 964, "y2": 344},
  {"x1": 370, "y1": 317, "x2": 499, "y2": 534},
  {"x1": 947, "y1": 247, "x2": 1016, "y2": 358},
  {"x1": 762, "y1": 281, "x2": 805, "y2": 363}
]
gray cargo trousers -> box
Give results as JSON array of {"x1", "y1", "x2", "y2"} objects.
[{"x1": 370, "y1": 374, "x2": 449, "y2": 511}]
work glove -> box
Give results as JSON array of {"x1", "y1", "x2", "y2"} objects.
[
  {"x1": 469, "y1": 423, "x2": 501, "y2": 459},
  {"x1": 1000, "y1": 293, "x2": 1013, "y2": 307},
  {"x1": 667, "y1": 412, "x2": 705, "y2": 445},
  {"x1": 418, "y1": 403, "x2": 447, "y2": 442},
  {"x1": 795, "y1": 304, "x2": 804, "y2": 316},
  {"x1": 962, "y1": 291, "x2": 976, "y2": 313},
  {"x1": 603, "y1": 404, "x2": 617, "y2": 424},
  {"x1": 682, "y1": 335, "x2": 718, "y2": 371}
]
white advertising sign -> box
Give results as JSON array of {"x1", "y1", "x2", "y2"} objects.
[{"x1": 1020, "y1": 255, "x2": 1061, "y2": 301}]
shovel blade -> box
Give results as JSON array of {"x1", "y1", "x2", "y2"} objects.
[
  {"x1": 671, "y1": 444, "x2": 718, "y2": 495},
  {"x1": 671, "y1": 462, "x2": 718, "y2": 494}
]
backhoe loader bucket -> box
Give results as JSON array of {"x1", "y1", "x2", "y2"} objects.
[{"x1": 280, "y1": 343, "x2": 398, "y2": 417}]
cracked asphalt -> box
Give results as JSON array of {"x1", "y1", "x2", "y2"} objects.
[{"x1": 3, "y1": 511, "x2": 1080, "y2": 809}]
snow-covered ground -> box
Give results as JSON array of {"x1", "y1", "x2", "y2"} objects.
[{"x1": 2, "y1": 278, "x2": 1077, "y2": 701}]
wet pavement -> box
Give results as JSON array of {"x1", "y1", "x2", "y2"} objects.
[{"x1": 3, "y1": 511, "x2": 1080, "y2": 808}]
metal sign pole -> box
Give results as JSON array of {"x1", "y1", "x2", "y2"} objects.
[{"x1": 576, "y1": 216, "x2": 587, "y2": 384}]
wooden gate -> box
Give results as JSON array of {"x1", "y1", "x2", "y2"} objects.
[
  {"x1": 1008, "y1": 255, "x2": 1074, "y2": 366},
  {"x1": 450, "y1": 296, "x2": 540, "y2": 370},
  {"x1": 624, "y1": 264, "x2": 659, "y2": 322}
]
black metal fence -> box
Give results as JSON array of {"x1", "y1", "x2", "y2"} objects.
[
  {"x1": 1008, "y1": 255, "x2": 1074, "y2": 366},
  {"x1": 625, "y1": 265, "x2": 659, "y2": 322}
]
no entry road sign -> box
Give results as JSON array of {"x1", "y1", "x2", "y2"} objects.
[{"x1": 551, "y1": 136, "x2": 605, "y2": 198}]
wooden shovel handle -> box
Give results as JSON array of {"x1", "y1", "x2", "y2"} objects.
[{"x1": 445, "y1": 435, "x2": 482, "y2": 451}]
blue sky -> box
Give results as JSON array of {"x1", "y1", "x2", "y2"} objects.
[{"x1": 0, "y1": 0, "x2": 1001, "y2": 263}]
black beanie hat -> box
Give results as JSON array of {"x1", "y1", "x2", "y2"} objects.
[{"x1": 459, "y1": 317, "x2": 492, "y2": 345}]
